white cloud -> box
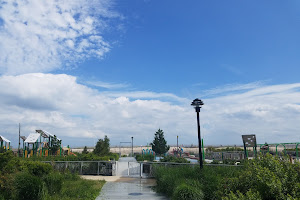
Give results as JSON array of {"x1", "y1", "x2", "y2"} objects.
[
  {"x1": 0, "y1": 0, "x2": 121, "y2": 75},
  {"x1": 0, "y1": 74, "x2": 299, "y2": 147},
  {"x1": 85, "y1": 80, "x2": 130, "y2": 89}
]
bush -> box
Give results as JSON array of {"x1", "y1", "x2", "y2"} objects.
[
  {"x1": 136, "y1": 154, "x2": 154, "y2": 161},
  {"x1": 22, "y1": 160, "x2": 53, "y2": 176},
  {"x1": 160, "y1": 155, "x2": 190, "y2": 163},
  {"x1": 222, "y1": 190, "x2": 262, "y2": 200},
  {"x1": 154, "y1": 164, "x2": 241, "y2": 199},
  {"x1": 222, "y1": 153, "x2": 300, "y2": 199},
  {"x1": 14, "y1": 172, "x2": 43, "y2": 200},
  {"x1": 43, "y1": 172, "x2": 63, "y2": 195},
  {"x1": 173, "y1": 183, "x2": 204, "y2": 200}
]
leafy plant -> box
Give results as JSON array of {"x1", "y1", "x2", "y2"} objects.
[{"x1": 14, "y1": 172, "x2": 43, "y2": 200}]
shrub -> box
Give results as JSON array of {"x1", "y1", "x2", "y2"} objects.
[
  {"x1": 14, "y1": 172, "x2": 43, "y2": 200},
  {"x1": 43, "y1": 172, "x2": 63, "y2": 195},
  {"x1": 173, "y1": 183, "x2": 204, "y2": 200},
  {"x1": 22, "y1": 160, "x2": 53, "y2": 176},
  {"x1": 136, "y1": 154, "x2": 154, "y2": 161},
  {"x1": 160, "y1": 155, "x2": 190, "y2": 163},
  {"x1": 222, "y1": 153, "x2": 300, "y2": 199},
  {"x1": 222, "y1": 190, "x2": 262, "y2": 200}
]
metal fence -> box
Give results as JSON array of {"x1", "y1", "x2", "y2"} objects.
[
  {"x1": 43, "y1": 161, "x2": 116, "y2": 176},
  {"x1": 124, "y1": 162, "x2": 241, "y2": 178},
  {"x1": 43, "y1": 160, "x2": 241, "y2": 178},
  {"x1": 205, "y1": 152, "x2": 245, "y2": 160}
]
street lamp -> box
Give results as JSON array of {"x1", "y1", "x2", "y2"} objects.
[
  {"x1": 191, "y1": 98, "x2": 204, "y2": 169},
  {"x1": 131, "y1": 137, "x2": 133, "y2": 157}
]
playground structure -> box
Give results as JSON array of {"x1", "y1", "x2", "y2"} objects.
[
  {"x1": 0, "y1": 135, "x2": 11, "y2": 150},
  {"x1": 242, "y1": 135, "x2": 300, "y2": 160},
  {"x1": 142, "y1": 148, "x2": 154, "y2": 156},
  {"x1": 23, "y1": 130, "x2": 67, "y2": 158},
  {"x1": 257, "y1": 142, "x2": 300, "y2": 158}
]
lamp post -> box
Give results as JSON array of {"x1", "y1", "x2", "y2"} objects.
[
  {"x1": 131, "y1": 137, "x2": 133, "y2": 157},
  {"x1": 191, "y1": 98, "x2": 204, "y2": 169}
]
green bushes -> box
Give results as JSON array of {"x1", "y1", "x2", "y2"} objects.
[
  {"x1": 173, "y1": 182, "x2": 204, "y2": 200},
  {"x1": 160, "y1": 155, "x2": 190, "y2": 163},
  {"x1": 22, "y1": 160, "x2": 53, "y2": 176},
  {"x1": 14, "y1": 172, "x2": 43, "y2": 200},
  {"x1": 27, "y1": 152, "x2": 119, "y2": 161},
  {"x1": 154, "y1": 154, "x2": 300, "y2": 200},
  {"x1": 43, "y1": 172, "x2": 63, "y2": 195},
  {"x1": 136, "y1": 154, "x2": 154, "y2": 161},
  {"x1": 0, "y1": 152, "x2": 105, "y2": 200},
  {"x1": 222, "y1": 154, "x2": 300, "y2": 199}
]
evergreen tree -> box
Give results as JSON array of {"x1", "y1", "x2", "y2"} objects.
[
  {"x1": 49, "y1": 135, "x2": 61, "y2": 155},
  {"x1": 82, "y1": 146, "x2": 88, "y2": 154},
  {"x1": 93, "y1": 135, "x2": 110, "y2": 156},
  {"x1": 151, "y1": 129, "x2": 170, "y2": 155}
]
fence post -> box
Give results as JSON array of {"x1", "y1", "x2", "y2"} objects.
[
  {"x1": 140, "y1": 163, "x2": 143, "y2": 178},
  {"x1": 97, "y1": 162, "x2": 100, "y2": 175},
  {"x1": 128, "y1": 162, "x2": 130, "y2": 176},
  {"x1": 80, "y1": 162, "x2": 83, "y2": 175}
]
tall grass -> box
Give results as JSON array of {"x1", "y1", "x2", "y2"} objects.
[
  {"x1": 154, "y1": 154, "x2": 300, "y2": 199},
  {"x1": 154, "y1": 165, "x2": 241, "y2": 200}
]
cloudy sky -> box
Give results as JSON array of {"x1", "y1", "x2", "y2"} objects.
[{"x1": 0, "y1": 0, "x2": 300, "y2": 148}]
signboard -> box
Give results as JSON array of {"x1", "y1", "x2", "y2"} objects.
[{"x1": 242, "y1": 134, "x2": 257, "y2": 147}]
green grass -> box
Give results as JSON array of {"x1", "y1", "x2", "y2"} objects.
[{"x1": 43, "y1": 177, "x2": 105, "y2": 200}]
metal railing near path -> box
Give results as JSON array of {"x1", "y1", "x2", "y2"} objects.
[
  {"x1": 43, "y1": 160, "x2": 242, "y2": 178},
  {"x1": 42, "y1": 161, "x2": 116, "y2": 176},
  {"x1": 124, "y1": 161, "x2": 242, "y2": 178}
]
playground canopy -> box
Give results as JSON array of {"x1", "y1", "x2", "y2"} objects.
[
  {"x1": 24, "y1": 133, "x2": 40, "y2": 143},
  {"x1": 36, "y1": 130, "x2": 61, "y2": 140},
  {"x1": 0, "y1": 135, "x2": 10, "y2": 143},
  {"x1": 0, "y1": 135, "x2": 11, "y2": 150}
]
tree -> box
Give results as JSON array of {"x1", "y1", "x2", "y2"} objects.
[
  {"x1": 82, "y1": 146, "x2": 88, "y2": 154},
  {"x1": 93, "y1": 135, "x2": 110, "y2": 156},
  {"x1": 49, "y1": 135, "x2": 61, "y2": 155},
  {"x1": 151, "y1": 129, "x2": 170, "y2": 155}
]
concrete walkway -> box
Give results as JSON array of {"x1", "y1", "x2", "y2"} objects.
[{"x1": 93, "y1": 177, "x2": 168, "y2": 200}]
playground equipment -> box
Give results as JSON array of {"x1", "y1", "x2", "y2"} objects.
[
  {"x1": 23, "y1": 130, "x2": 62, "y2": 157},
  {"x1": 257, "y1": 142, "x2": 300, "y2": 159},
  {"x1": 142, "y1": 149, "x2": 154, "y2": 155},
  {"x1": 242, "y1": 134, "x2": 300, "y2": 160},
  {"x1": 0, "y1": 135, "x2": 11, "y2": 150}
]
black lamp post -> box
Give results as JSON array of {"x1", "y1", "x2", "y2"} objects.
[
  {"x1": 191, "y1": 98, "x2": 204, "y2": 169},
  {"x1": 131, "y1": 137, "x2": 133, "y2": 157}
]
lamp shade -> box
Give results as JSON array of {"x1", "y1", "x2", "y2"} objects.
[{"x1": 191, "y1": 98, "x2": 204, "y2": 108}]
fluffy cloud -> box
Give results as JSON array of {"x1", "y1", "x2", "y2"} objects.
[
  {"x1": 0, "y1": 0, "x2": 120, "y2": 75},
  {"x1": 1, "y1": 74, "x2": 300, "y2": 147}
]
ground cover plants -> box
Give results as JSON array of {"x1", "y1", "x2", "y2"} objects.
[
  {"x1": 0, "y1": 151, "x2": 105, "y2": 200},
  {"x1": 154, "y1": 153, "x2": 300, "y2": 200},
  {"x1": 27, "y1": 151, "x2": 119, "y2": 161}
]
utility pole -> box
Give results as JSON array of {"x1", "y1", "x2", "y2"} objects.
[
  {"x1": 131, "y1": 137, "x2": 133, "y2": 157},
  {"x1": 18, "y1": 123, "x2": 21, "y2": 156},
  {"x1": 177, "y1": 135, "x2": 179, "y2": 156}
]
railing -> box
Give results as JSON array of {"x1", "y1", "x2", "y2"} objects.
[
  {"x1": 43, "y1": 160, "x2": 242, "y2": 178},
  {"x1": 123, "y1": 161, "x2": 242, "y2": 178},
  {"x1": 42, "y1": 161, "x2": 116, "y2": 176}
]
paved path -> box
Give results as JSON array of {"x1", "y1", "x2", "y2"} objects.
[{"x1": 96, "y1": 178, "x2": 168, "y2": 200}]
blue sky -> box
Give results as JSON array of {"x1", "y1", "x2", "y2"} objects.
[
  {"x1": 0, "y1": 0, "x2": 300, "y2": 148},
  {"x1": 72, "y1": 0, "x2": 300, "y2": 95}
]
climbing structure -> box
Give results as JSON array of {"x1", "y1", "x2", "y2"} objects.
[
  {"x1": 0, "y1": 135, "x2": 11, "y2": 150},
  {"x1": 23, "y1": 130, "x2": 62, "y2": 157}
]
